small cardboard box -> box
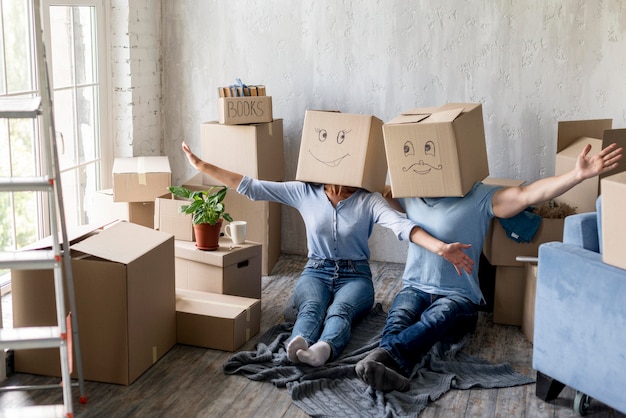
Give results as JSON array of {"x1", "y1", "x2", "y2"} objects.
[
  {"x1": 601, "y1": 172, "x2": 626, "y2": 270},
  {"x1": 218, "y1": 96, "x2": 273, "y2": 125},
  {"x1": 200, "y1": 119, "x2": 284, "y2": 185},
  {"x1": 87, "y1": 189, "x2": 154, "y2": 228},
  {"x1": 176, "y1": 288, "x2": 261, "y2": 351},
  {"x1": 184, "y1": 174, "x2": 281, "y2": 275},
  {"x1": 174, "y1": 238, "x2": 262, "y2": 299},
  {"x1": 493, "y1": 265, "x2": 525, "y2": 326},
  {"x1": 154, "y1": 193, "x2": 194, "y2": 241},
  {"x1": 11, "y1": 222, "x2": 176, "y2": 385},
  {"x1": 483, "y1": 217, "x2": 565, "y2": 267},
  {"x1": 554, "y1": 121, "x2": 626, "y2": 214},
  {"x1": 384, "y1": 103, "x2": 488, "y2": 197},
  {"x1": 295, "y1": 110, "x2": 387, "y2": 193},
  {"x1": 112, "y1": 156, "x2": 172, "y2": 202}
]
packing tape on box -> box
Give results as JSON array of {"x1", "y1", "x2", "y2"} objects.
[
  {"x1": 137, "y1": 156, "x2": 147, "y2": 185},
  {"x1": 178, "y1": 296, "x2": 254, "y2": 321}
]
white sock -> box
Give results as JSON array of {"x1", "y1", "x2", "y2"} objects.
[
  {"x1": 286, "y1": 335, "x2": 308, "y2": 363},
  {"x1": 296, "y1": 341, "x2": 331, "y2": 367}
]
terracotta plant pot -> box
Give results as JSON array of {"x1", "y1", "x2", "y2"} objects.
[{"x1": 193, "y1": 219, "x2": 223, "y2": 251}]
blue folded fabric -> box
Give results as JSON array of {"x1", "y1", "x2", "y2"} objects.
[{"x1": 498, "y1": 208, "x2": 542, "y2": 243}]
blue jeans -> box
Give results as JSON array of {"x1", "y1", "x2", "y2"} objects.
[
  {"x1": 380, "y1": 287, "x2": 478, "y2": 375},
  {"x1": 291, "y1": 259, "x2": 374, "y2": 361}
]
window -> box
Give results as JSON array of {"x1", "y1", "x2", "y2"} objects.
[{"x1": 0, "y1": 0, "x2": 109, "y2": 289}]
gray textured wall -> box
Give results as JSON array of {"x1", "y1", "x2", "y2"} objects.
[{"x1": 161, "y1": 0, "x2": 626, "y2": 262}]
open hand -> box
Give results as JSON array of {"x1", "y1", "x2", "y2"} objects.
[
  {"x1": 576, "y1": 142, "x2": 623, "y2": 181},
  {"x1": 441, "y1": 243, "x2": 474, "y2": 275}
]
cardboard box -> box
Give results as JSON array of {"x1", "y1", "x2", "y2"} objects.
[
  {"x1": 11, "y1": 222, "x2": 176, "y2": 385},
  {"x1": 175, "y1": 238, "x2": 262, "y2": 299},
  {"x1": 218, "y1": 96, "x2": 273, "y2": 125},
  {"x1": 601, "y1": 172, "x2": 626, "y2": 270},
  {"x1": 493, "y1": 265, "x2": 525, "y2": 326},
  {"x1": 112, "y1": 156, "x2": 172, "y2": 202},
  {"x1": 154, "y1": 193, "x2": 194, "y2": 241},
  {"x1": 184, "y1": 174, "x2": 281, "y2": 275},
  {"x1": 522, "y1": 261, "x2": 538, "y2": 343},
  {"x1": 176, "y1": 288, "x2": 261, "y2": 351},
  {"x1": 554, "y1": 121, "x2": 626, "y2": 214},
  {"x1": 384, "y1": 103, "x2": 488, "y2": 197},
  {"x1": 295, "y1": 110, "x2": 387, "y2": 193},
  {"x1": 87, "y1": 189, "x2": 154, "y2": 228},
  {"x1": 200, "y1": 119, "x2": 284, "y2": 185}
]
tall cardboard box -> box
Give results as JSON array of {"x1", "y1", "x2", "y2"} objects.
[
  {"x1": 174, "y1": 239, "x2": 262, "y2": 299},
  {"x1": 384, "y1": 103, "x2": 488, "y2": 197},
  {"x1": 521, "y1": 260, "x2": 538, "y2": 343},
  {"x1": 493, "y1": 266, "x2": 525, "y2": 326},
  {"x1": 601, "y1": 172, "x2": 626, "y2": 270},
  {"x1": 11, "y1": 222, "x2": 176, "y2": 385},
  {"x1": 295, "y1": 110, "x2": 387, "y2": 194},
  {"x1": 112, "y1": 156, "x2": 172, "y2": 202},
  {"x1": 184, "y1": 174, "x2": 281, "y2": 275},
  {"x1": 176, "y1": 288, "x2": 261, "y2": 351},
  {"x1": 554, "y1": 121, "x2": 626, "y2": 214},
  {"x1": 87, "y1": 188, "x2": 154, "y2": 228},
  {"x1": 218, "y1": 96, "x2": 273, "y2": 125},
  {"x1": 200, "y1": 119, "x2": 284, "y2": 185}
]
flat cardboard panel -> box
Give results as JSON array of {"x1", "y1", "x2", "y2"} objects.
[
  {"x1": 522, "y1": 262, "x2": 538, "y2": 343},
  {"x1": 384, "y1": 103, "x2": 488, "y2": 197},
  {"x1": 295, "y1": 110, "x2": 387, "y2": 193},
  {"x1": 200, "y1": 119, "x2": 284, "y2": 184},
  {"x1": 154, "y1": 193, "x2": 194, "y2": 241},
  {"x1": 483, "y1": 218, "x2": 564, "y2": 266},
  {"x1": 493, "y1": 266, "x2": 525, "y2": 326},
  {"x1": 175, "y1": 288, "x2": 261, "y2": 351},
  {"x1": 218, "y1": 96, "x2": 273, "y2": 125},
  {"x1": 174, "y1": 239, "x2": 262, "y2": 299},
  {"x1": 601, "y1": 172, "x2": 626, "y2": 270},
  {"x1": 11, "y1": 222, "x2": 176, "y2": 385},
  {"x1": 557, "y1": 119, "x2": 612, "y2": 152},
  {"x1": 112, "y1": 156, "x2": 172, "y2": 202}
]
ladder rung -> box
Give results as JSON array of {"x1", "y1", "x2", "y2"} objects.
[
  {"x1": 0, "y1": 405, "x2": 66, "y2": 418},
  {"x1": 0, "y1": 176, "x2": 53, "y2": 192},
  {"x1": 0, "y1": 326, "x2": 63, "y2": 350},
  {"x1": 0, "y1": 250, "x2": 59, "y2": 270},
  {"x1": 0, "y1": 97, "x2": 42, "y2": 118}
]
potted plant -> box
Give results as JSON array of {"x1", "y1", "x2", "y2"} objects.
[{"x1": 168, "y1": 185, "x2": 233, "y2": 251}]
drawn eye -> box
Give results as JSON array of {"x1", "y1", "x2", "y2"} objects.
[
  {"x1": 403, "y1": 141, "x2": 414, "y2": 157},
  {"x1": 337, "y1": 130, "x2": 348, "y2": 144},
  {"x1": 317, "y1": 129, "x2": 328, "y2": 142},
  {"x1": 425, "y1": 141, "x2": 435, "y2": 156}
]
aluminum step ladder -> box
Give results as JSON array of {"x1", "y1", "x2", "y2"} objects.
[{"x1": 0, "y1": 0, "x2": 86, "y2": 416}]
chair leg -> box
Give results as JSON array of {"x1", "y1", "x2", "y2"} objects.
[{"x1": 535, "y1": 371, "x2": 566, "y2": 401}]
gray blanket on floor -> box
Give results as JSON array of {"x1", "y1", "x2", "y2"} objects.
[{"x1": 222, "y1": 304, "x2": 534, "y2": 417}]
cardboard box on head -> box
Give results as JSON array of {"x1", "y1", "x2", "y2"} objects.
[
  {"x1": 383, "y1": 103, "x2": 488, "y2": 198},
  {"x1": 295, "y1": 110, "x2": 387, "y2": 194}
]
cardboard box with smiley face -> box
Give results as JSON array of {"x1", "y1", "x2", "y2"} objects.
[
  {"x1": 295, "y1": 110, "x2": 387, "y2": 193},
  {"x1": 383, "y1": 103, "x2": 488, "y2": 197}
]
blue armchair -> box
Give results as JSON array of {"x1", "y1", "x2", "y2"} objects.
[{"x1": 533, "y1": 197, "x2": 626, "y2": 415}]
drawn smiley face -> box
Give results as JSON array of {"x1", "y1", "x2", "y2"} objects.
[
  {"x1": 401, "y1": 139, "x2": 443, "y2": 175},
  {"x1": 308, "y1": 127, "x2": 352, "y2": 168}
]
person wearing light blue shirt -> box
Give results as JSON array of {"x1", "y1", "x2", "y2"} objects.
[{"x1": 181, "y1": 142, "x2": 474, "y2": 367}]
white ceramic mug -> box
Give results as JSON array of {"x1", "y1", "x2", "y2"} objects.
[{"x1": 225, "y1": 220, "x2": 247, "y2": 244}]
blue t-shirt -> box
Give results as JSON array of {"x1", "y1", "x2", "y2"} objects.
[
  {"x1": 238, "y1": 176, "x2": 418, "y2": 261},
  {"x1": 399, "y1": 182, "x2": 501, "y2": 305}
]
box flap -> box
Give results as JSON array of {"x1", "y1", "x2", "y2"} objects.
[
  {"x1": 176, "y1": 288, "x2": 258, "y2": 319},
  {"x1": 71, "y1": 221, "x2": 173, "y2": 264},
  {"x1": 20, "y1": 220, "x2": 116, "y2": 251},
  {"x1": 386, "y1": 113, "x2": 430, "y2": 125},
  {"x1": 482, "y1": 177, "x2": 526, "y2": 187},
  {"x1": 422, "y1": 108, "x2": 464, "y2": 123},
  {"x1": 112, "y1": 156, "x2": 172, "y2": 175},
  {"x1": 557, "y1": 119, "x2": 612, "y2": 152}
]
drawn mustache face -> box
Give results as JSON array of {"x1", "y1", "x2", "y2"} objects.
[
  {"x1": 308, "y1": 128, "x2": 352, "y2": 167},
  {"x1": 401, "y1": 140, "x2": 443, "y2": 175}
]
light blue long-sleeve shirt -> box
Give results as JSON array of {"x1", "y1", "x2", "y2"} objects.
[{"x1": 237, "y1": 176, "x2": 417, "y2": 261}]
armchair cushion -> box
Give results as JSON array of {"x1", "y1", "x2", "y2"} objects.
[{"x1": 562, "y1": 212, "x2": 599, "y2": 252}]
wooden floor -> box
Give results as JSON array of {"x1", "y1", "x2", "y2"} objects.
[{"x1": 1, "y1": 253, "x2": 624, "y2": 418}]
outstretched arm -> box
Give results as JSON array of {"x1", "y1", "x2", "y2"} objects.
[
  {"x1": 181, "y1": 141, "x2": 243, "y2": 189},
  {"x1": 492, "y1": 142, "x2": 623, "y2": 218},
  {"x1": 409, "y1": 226, "x2": 474, "y2": 275}
]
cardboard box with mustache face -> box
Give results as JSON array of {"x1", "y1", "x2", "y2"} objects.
[
  {"x1": 295, "y1": 110, "x2": 387, "y2": 193},
  {"x1": 383, "y1": 103, "x2": 488, "y2": 197}
]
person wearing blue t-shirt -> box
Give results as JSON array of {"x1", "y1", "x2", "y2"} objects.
[
  {"x1": 180, "y1": 142, "x2": 475, "y2": 367},
  {"x1": 356, "y1": 142, "x2": 622, "y2": 392}
]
